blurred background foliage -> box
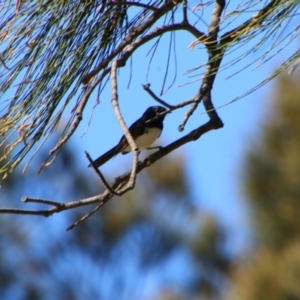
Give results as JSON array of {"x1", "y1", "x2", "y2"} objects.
[
  {"x1": 227, "y1": 70, "x2": 300, "y2": 299},
  {"x1": 0, "y1": 143, "x2": 231, "y2": 299},
  {"x1": 1, "y1": 70, "x2": 300, "y2": 299}
]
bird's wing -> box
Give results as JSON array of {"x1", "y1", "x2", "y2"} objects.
[{"x1": 120, "y1": 119, "x2": 145, "y2": 154}]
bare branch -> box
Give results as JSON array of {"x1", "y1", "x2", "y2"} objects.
[
  {"x1": 202, "y1": 0, "x2": 226, "y2": 90},
  {"x1": 47, "y1": 94, "x2": 85, "y2": 156},
  {"x1": 22, "y1": 197, "x2": 63, "y2": 207},
  {"x1": 197, "y1": 0, "x2": 226, "y2": 124},
  {"x1": 142, "y1": 84, "x2": 175, "y2": 109},
  {"x1": 0, "y1": 208, "x2": 52, "y2": 217},
  {"x1": 142, "y1": 82, "x2": 205, "y2": 133},
  {"x1": 66, "y1": 203, "x2": 103, "y2": 231},
  {"x1": 178, "y1": 102, "x2": 199, "y2": 132},
  {"x1": 142, "y1": 83, "x2": 204, "y2": 113},
  {"x1": 85, "y1": 151, "x2": 120, "y2": 196},
  {"x1": 110, "y1": 60, "x2": 139, "y2": 194}
]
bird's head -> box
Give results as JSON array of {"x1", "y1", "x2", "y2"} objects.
[{"x1": 142, "y1": 106, "x2": 167, "y2": 121}]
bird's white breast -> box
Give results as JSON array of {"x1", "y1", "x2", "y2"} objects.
[{"x1": 122, "y1": 127, "x2": 162, "y2": 152}]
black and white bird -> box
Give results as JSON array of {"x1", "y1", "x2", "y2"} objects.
[{"x1": 90, "y1": 106, "x2": 167, "y2": 167}]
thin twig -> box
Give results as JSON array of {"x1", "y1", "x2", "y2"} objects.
[
  {"x1": 142, "y1": 83, "x2": 201, "y2": 110},
  {"x1": 142, "y1": 84, "x2": 175, "y2": 108},
  {"x1": 0, "y1": 57, "x2": 12, "y2": 70},
  {"x1": 85, "y1": 151, "x2": 120, "y2": 196},
  {"x1": 66, "y1": 203, "x2": 103, "y2": 231},
  {"x1": 22, "y1": 196, "x2": 63, "y2": 207},
  {"x1": 178, "y1": 102, "x2": 200, "y2": 132},
  {"x1": 142, "y1": 83, "x2": 203, "y2": 131},
  {"x1": 48, "y1": 91, "x2": 86, "y2": 156},
  {"x1": 80, "y1": 95, "x2": 100, "y2": 138}
]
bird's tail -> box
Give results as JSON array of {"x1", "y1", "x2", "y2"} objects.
[{"x1": 89, "y1": 145, "x2": 121, "y2": 167}]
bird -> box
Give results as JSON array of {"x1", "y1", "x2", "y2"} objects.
[{"x1": 90, "y1": 106, "x2": 168, "y2": 167}]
